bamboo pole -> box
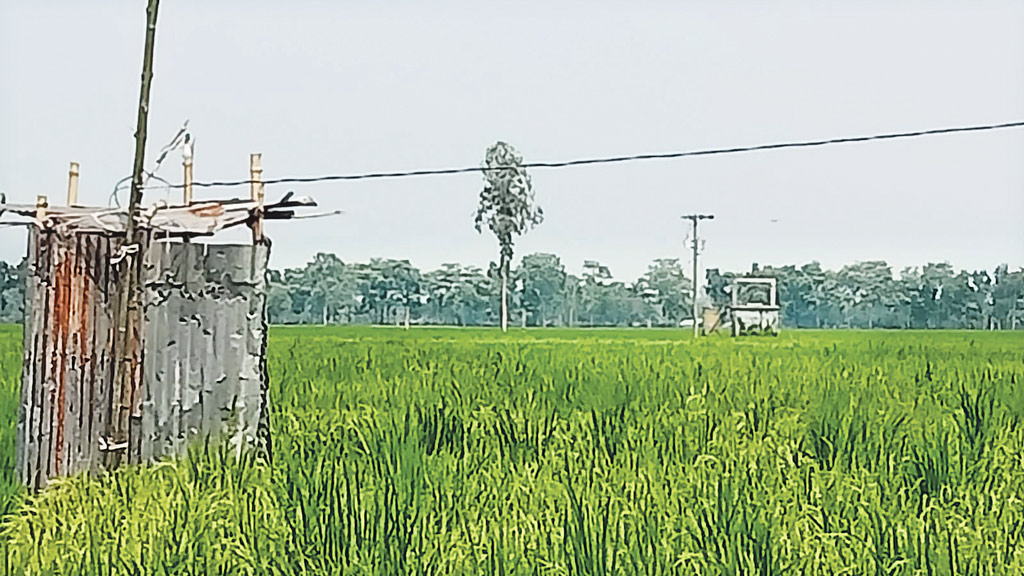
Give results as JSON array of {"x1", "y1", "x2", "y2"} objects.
[
  {"x1": 35, "y1": 195, "x2": 48, "y2": 227},
  {"x1": 66, "y1": 162, "x2": 80, "y2": 206},
  {"x1": 250, "y1": 153, "x2": 264, "y2": 243},
  {"x1": 182, "y1": 137, "x2": 193, "y2": 205},
  {"x1": 109, "y1": 0, "x2": 160, "y2": 470}
]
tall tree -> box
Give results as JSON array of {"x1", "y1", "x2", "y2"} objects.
[
  {"x1": 760, "y1": 264, "x2": 803, "y2": 327},
  {"x1": 362, "y1": 259, "x2": 422, "y2": 327},
  {"x1": 837, "y1": 261, "x2": 894, "y2": 329},
  {"x1": 422, "y1": 264, "x2": 492, "y2": 326},
  {"x1": 423, "y1": 263, "x2": 464, "y2": 325},
  {"x1": 266, "y1": 269, "x2": 297, "y2": 324},
  {"x1": 303, "y1": 252, "x2": 354, "y2": 325},
  {"x1": 705, "y1": 268, "x2": 736, "y2": 312},
  {"x1": 797, "y1": 262, "x2": 829, "y2": 328},
  {"x1": 636, "y1": 258, "x2": 690, "y2": 326},
  {"x1": 956, "y1": 270, "x2": 994, "y2": 330},
  {"x1": 992, "y1": 265, "x2": 1024, "y2": 330},
  {"x1": 474, "y1": 141, "x2": 543, "y2": 332},
  {"x1": 448, "y1": 266, "x2": 491, "y2": 326},
  {"x1": 515, "y1": 253, "x2": 567, "y2": 327},
  {"x1": 579, "y1": 260, "x2": 613, "y2": 326},
  {"x1": 0, "y1": 258, "x2": 26, "y2": 324},
  {"x1": 920, "y1": 263, "x2": 957, "y2": 328},
  {"x1": 564, "y1": 274, "x2": 583, "y2": 327}
]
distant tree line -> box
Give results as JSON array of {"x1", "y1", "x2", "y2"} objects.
[
  {"x1": 268, "y1": 256, "x2": 1024, "y2": 329},
  {"x1": 708, "y1": 261, "x2": 1024, "y2": 330},
  {"x1": 5, "y1": 254, "x2": 1018, "y2": 329},
  {"x1": 262, "y1": 253, "x2": 691, "y2": 329}
]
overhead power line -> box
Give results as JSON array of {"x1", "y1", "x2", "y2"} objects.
[{"x1": 166, "y1": 119, "x2": 1024, "y2": 191}]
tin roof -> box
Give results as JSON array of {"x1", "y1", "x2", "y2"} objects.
[{"x1": 0, "y1": 194, "x2": 317, "y2": 236}]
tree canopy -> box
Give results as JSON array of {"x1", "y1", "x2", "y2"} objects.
[
  {"x1": 474, "y1": 141, "x2": 542, "y2": 331},
  {"x1": 1, "y1": 253, "x2": 1020, "y2": 329}
]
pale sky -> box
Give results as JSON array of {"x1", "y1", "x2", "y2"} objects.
[{"x1": 2, "y1": 1, "x2": 1022, "y2": 281}]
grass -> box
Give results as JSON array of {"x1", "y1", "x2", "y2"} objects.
[{"x1": 0, "y1": 325, "x2": 1022, "y2": 574}]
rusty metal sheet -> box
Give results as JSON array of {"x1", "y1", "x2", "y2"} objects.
[
  {"x1": 78, "y1": 235, "x2": 99, "y2": 472},
  {"x1": 60, "y1": 236, "x2": 80, "y2": 475},
  {"x1": 39, "y1": 234, "x2": 57, "y2": 486},
  {"x1": 17, "y1": 228, "x2": 271, "y2": 489},
  {"x1": 31, "y1": 232, "x2": 50, "y2": 488},
  {"x1": 19, "y1": 231, "x2": 111, "y2": 486}
]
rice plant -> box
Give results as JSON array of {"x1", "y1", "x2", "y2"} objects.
[{"x1": 0, "y1": 325, "x2": 1022, "y2": 574}]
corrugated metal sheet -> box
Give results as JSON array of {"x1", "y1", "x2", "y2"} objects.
[
  {"x1": 140, "y1": 240, "x2": 270, "y2": 462},
  {"x1": 15, "y1": 230, "x2": 124, "y2": 489},
  {"x1": 15, "y1": 229, "x2": 270, "y2": 490}
]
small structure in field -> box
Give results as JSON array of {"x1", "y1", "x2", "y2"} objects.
[
  {"x1": 701, "y1": 307, "x2": 722, "y2": 334},
  {"x1": 730, "y1": 277, "x2": 780, "y2": 336},
  {"x1": 0, "y1": 161, "x2": 315, "y2": 490}
]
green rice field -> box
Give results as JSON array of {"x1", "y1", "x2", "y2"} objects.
[{"x1": 0, "y1": 325, "x2": 1022, "y2": 574}]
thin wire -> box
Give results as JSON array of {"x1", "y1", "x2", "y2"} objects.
[
  {"x1": 111, "y1": 172, "x2": 174, "y2": 207},
  {"x1": 112, "y1": 120, "x2": 190, "y2": 205},
  {"x1": 161, "y1": 119, "x2": 1024, "y2": 190},
  {"x1": 288, "y1": 210, "x2": 345, "y2": 220}
]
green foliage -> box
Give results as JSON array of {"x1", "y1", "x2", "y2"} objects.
[
  {"x1": 515, "y1": 253, "x2": 567, "y2": 327},
  {"x1": 0, "y1": 260, "x2": 26, "y2": 325},
  {"x1": 474, "y1": 141, "x2": 543, "y2": 270},
  {"x1": 3, "y1": 252, "x2": 1022, "y2": 329},
  {"x1": 635, "y1": 258, "x2": 690, "y2": 326},
  {"x1": 0, "y1": 327, "x2": 1023, "y2": 574},
  {"x1": 423, "y1": 263, "x2": 492, "y2": 326},
  {"x1": 474, "y1": 141, "x2": 544, "y2": 332}
]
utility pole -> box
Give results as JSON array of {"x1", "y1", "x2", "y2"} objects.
[
  {"x1": 109, "y1": 0, "x2": 160, "y2": 469},
  {"x1": 682, "y1": 214, "x2": 714, "y2": 338}
]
